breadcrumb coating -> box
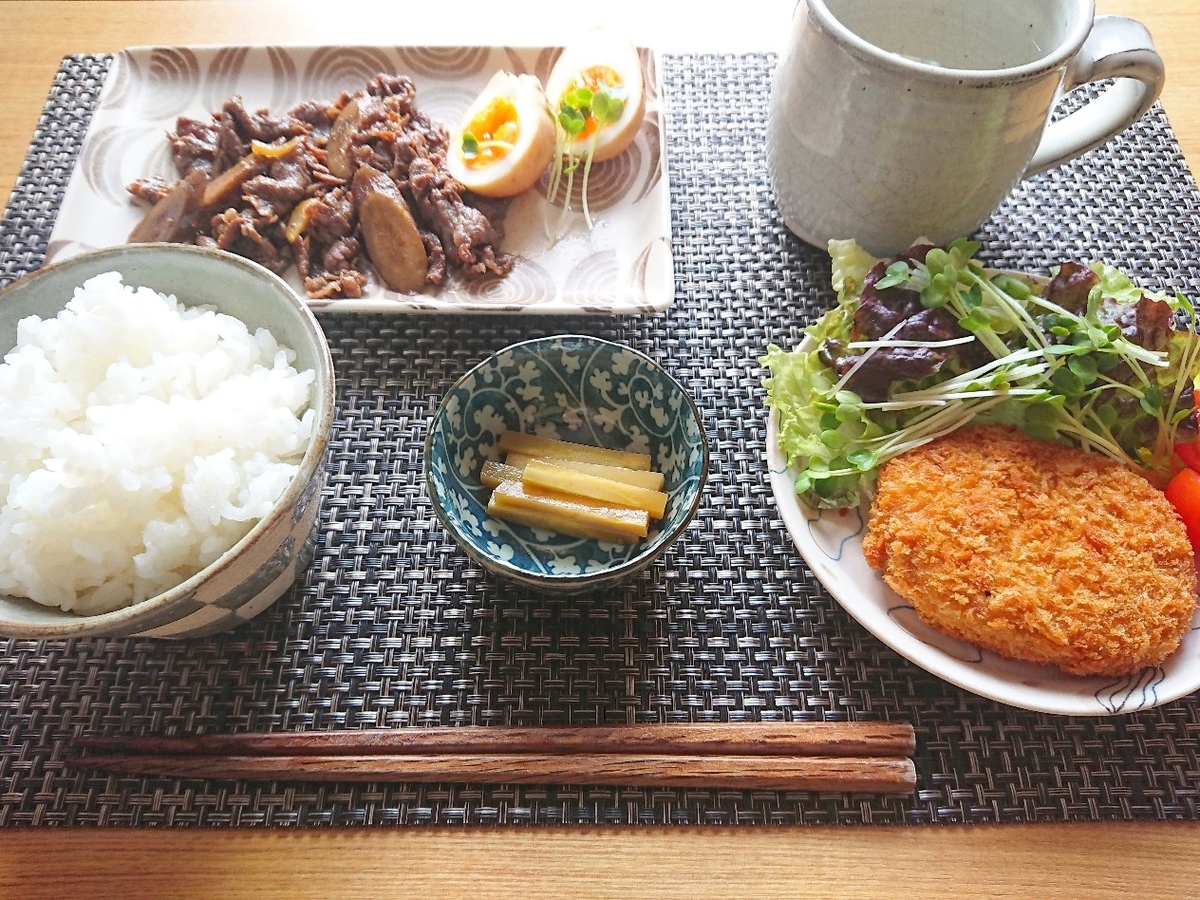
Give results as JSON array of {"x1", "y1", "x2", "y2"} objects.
[{"x1": 861, "y1": 424, "x2": 1197, "y2": 676}]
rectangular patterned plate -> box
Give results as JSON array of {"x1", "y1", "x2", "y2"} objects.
[{"x1": 44, "y1": 44, "x2": 673, "y2": 315}]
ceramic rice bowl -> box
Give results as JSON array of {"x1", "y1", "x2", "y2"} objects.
[{"x1": 0, "y1": 244, "x2": 335, "y2": 639}]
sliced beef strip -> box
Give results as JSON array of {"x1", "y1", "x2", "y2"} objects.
[{"x1": 408, "y1": 157, "x2": 513, "y2": 279}]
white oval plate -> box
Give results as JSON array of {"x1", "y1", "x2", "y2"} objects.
[{"x1": 765, "y1": 378, "x2": 1200, "y2": 716}]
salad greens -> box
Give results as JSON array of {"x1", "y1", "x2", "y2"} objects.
[{"x1": 763, "y1": 238, "x2": 1200, "y2": 509}]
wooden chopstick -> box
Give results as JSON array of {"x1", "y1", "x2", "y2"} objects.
[
  {"x1": 74, "y1": 751, "x2": 916, "y2": 794},
  {"x1": 74, "y1": 722, "x2": 915, "y2": 758},
  {"x1": 71, "y1": 722, "x2": 918, "y2": 794}
]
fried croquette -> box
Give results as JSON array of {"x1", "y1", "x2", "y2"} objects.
[{"x1": 861, "y1": 424, "x2": 1197, "y2": 676}]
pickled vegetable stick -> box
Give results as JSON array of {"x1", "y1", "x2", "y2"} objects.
[
  {"x1": 522, "y1": 459, "x2": 668, "y2": 519},
  {"x1": 480, "y1": 460, "x2": 524, "y2": 489},
  {"x1": 498, "y1": 430, "x2": 651, "y2": 471},
  {"x1": 488, "y1": 480, "x2": 648, "y2": 543},
  {"x1": 504, "y1": 452, "x2": 665, "y2": 491}
]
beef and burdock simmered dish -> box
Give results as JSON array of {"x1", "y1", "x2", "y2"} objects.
[{"x1": 128, "y1": 74, "x2": 512, "y2": 298}]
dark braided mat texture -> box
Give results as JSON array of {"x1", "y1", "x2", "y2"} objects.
[{"x1": 1, "y1": 53, "x2": 1199, "y2": 826}]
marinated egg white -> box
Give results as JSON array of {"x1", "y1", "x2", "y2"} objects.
[
  {"x1": 447, "y1": 71, "x2": 557, "y2": 198},
  {"x1": 545, "y1": 28, "x2": 646, "y2": 163}
]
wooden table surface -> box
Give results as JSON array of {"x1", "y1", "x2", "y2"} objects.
[{"x1": 1, "y1": 2, "x2": 1198, "y2": 897}]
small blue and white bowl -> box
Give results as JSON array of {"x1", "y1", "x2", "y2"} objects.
[{"x1": 425, "y1": 335, "x2": 708, "y2": 593}]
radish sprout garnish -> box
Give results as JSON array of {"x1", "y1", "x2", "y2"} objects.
[
  {"x1": 545, "y1": 84, "x2": 626, "y2": 240},
  {"x1": 763, "y1": 239, "x2": 1200, "y2": 508}
]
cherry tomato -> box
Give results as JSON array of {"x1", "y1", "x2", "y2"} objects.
[
  {"x1": 1175, "y1": 440, "x2": 1200, "y2": 474},
  {"x1": 1164, "y1": 467, "x2": 1200, "y2": 553}
]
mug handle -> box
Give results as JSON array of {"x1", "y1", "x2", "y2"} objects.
[{"x1": 1025, "y1": 16, "x2": 1165, "y2": 176}]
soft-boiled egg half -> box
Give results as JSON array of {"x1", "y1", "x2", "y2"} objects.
[
  {"x1": 545, "y1": 27, "x2": 646, "y2": 163},
  {"x1": 447, "y1": 71, "x2": 557, "y2": 198}
]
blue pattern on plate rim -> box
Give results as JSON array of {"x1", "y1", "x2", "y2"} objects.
[
  {"x1": 803, "y1": 502, "x2": 866, "y2": 562},
  {"x1": 1094, "y1": 667, "x2": 1167, "y2": 714},
  {"x1": 425, "y1": 335, "x2": 707, "y2": 593}
]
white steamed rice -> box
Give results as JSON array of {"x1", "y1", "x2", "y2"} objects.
[{"x1": 0, "y1": 271, "x2": 316, "y2": 615}]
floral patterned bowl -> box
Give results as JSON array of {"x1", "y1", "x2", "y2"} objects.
[{"x1": 425, "y1": 335, "x2": 708, "y2": 593}]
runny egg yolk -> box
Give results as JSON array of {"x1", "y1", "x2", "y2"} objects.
[{"x1": 463, "y1": 96, "x2": 520, "y2": 168}]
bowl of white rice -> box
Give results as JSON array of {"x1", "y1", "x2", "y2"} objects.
[{"x1": 0, "y1": 243, "x2": 334, "y2": 639}]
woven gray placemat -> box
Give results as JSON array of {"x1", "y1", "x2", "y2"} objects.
[{"x1": 0, "y1": 53, "x2": 1198, "y2": 826}]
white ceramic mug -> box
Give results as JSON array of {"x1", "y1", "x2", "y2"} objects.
[{"x1": 766, "y1": 0, "x2": 1165, "y2": 256}]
